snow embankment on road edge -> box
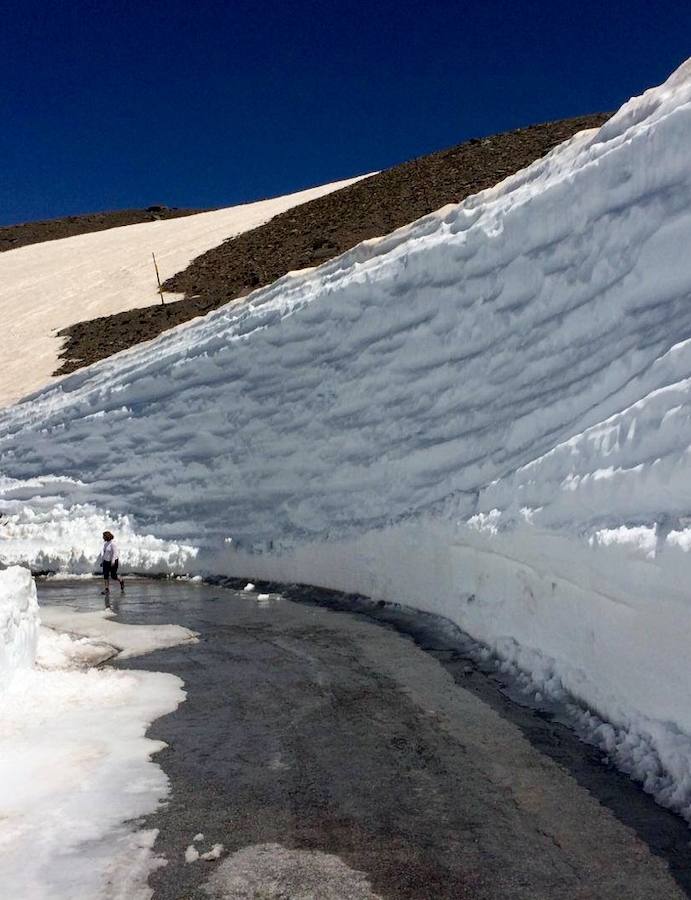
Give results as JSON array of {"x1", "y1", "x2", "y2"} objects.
[
  {"x1": 0, "y1": 568, "x2": 188, "y2": 898},
  {"x1": 3, "y1": 61, "x2": 691, "y2": 818},
  {"x1": 0, "y1": 566, "x2": 39, "y2": 687}
]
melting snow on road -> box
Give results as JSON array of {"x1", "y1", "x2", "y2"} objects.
[
  {"x1": 3, "y1": 60, "x2": 691, "y2": 821},
  {"x1": 0, "y1": 566, "x2": 191, "y2": 899}
]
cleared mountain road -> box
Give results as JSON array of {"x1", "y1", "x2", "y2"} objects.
[{"x1": 37, "y1": 579, "x2": 690, "y2": 900}]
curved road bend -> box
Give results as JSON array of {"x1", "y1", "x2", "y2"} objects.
[{"x1": 37, "y1": 579, "x2": 691, "y2": 900}]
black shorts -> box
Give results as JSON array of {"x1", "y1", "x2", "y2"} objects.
[{"x1": 103, "y1": 559, "x2": 119, "y2": 579}]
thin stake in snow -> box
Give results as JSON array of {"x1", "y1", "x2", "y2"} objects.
[{"x1": 152, "y1": 252, "x2": 165, "y2": 305}]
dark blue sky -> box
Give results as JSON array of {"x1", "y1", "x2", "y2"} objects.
[{"x1": 1, "y1": 0, "x2": 689, "y2": 225}]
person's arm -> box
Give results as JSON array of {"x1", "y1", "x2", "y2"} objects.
[{"x1": 111, "y1": 541, "x2": 119, "y2": 561}]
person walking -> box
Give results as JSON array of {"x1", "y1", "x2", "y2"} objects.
[{"x1": 101, "y1": 530, "x2": 125, "y2": 596}]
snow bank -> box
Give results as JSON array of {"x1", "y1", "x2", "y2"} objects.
[
  {"x1": 0, "y1": 664, "x2": 183, "y2": 899},
  {"x1": 3, "y1": 61, "x2": 691, "y2": 815},
  {"x1": 0, "y1": 580, "x2": 191, "y2": 898},
  {"x1": 0, "y1": 566, "x2": 39, "y2": 687},
  {"x1": 0, "y1": 173, "x2": 368, "y2": 407}
]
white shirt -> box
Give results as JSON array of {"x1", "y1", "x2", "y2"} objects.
[{"x1": 102, "y1": 540, "x2": 119, "y2": 563}]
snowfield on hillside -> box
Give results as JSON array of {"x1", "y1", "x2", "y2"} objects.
[
  {"x1": 0, "y1": 174, "x2": 367, "y2": 407},
  {"x1": 3, "y1": 60, "x2": 691, "y2": 820}
]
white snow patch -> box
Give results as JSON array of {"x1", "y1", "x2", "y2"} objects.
[
  {"x1": 0, "y1": 174, "x2": 370, "y2": 407},
  {"x1": 39, "y1": 605, "x2": 197, "y2": 659}
]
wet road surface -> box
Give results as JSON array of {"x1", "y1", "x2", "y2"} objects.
[{"x1": 37, "y1": 578, "x2": 691, "y2": 899}]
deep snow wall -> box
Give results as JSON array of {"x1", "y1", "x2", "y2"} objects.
[
  {"x1": 0, "y1": 566, "x2": 39, "y2": 688},
  {"x1": 3, "y1": 62, "x2": 691, "y2": 815}
]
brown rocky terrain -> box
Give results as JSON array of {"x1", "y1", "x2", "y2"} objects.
[
  {"x1": 0, "y1": 205, "x2": 206, "y2": 253},
  {"x1": 52, "y1": 114, "x2": 609, "y2": 375}
]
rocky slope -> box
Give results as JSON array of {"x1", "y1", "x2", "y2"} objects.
[
  {"x1": 54, "y1": 114, "x2": 608, "y2": 374},
  {"x1": 0, "y1": 206, "x2": 205, "y2": 253}
]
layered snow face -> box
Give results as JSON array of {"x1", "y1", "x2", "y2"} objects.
[
  {"x1": 3, "y1": 62, "x2": 691, "y2": 815},
  {"x1": 0, "y1": 174, "x2": 368, "y2": 407},
  {"x1": 0, "y1": 566, "x2": 39, "y2": 687},
  {"x1": 0, "y1": 478, "x2": 197, "y2": 574}
]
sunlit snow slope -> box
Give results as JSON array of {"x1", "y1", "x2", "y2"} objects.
[
  {"x1": 0, "y1": 175, "x2": 366, "y2": 407},
  {"x1": 3, "y1": 62, "x2": 691, "y2": 817}
]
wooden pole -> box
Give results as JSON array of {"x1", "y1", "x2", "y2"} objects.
[{"x1": 152, "y1": 252, "x2": 165, "y2": 304}]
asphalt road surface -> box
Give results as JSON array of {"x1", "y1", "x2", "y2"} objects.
[{"x1": 37, "y1": 578, "x2": 691, "y2": 899}]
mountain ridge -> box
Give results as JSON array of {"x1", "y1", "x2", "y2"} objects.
[{"x1": 42, "y1": 113, "x2": 608, "y2": 375}]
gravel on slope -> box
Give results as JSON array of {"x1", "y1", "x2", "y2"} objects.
[
  {"x1": 0, "y1": 206, "x2": 206, "y2": 253},
  {"x1": 54, "y1": 114, "x2": 609, "y2": 375}
]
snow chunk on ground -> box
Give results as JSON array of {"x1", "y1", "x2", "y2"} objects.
[
  {"x1": 184, "y1": 845, "x2": 200, "y2": 864},
  {"x1": 39, "y1": 605, "x2": 197, "y2": 658},
  {"x1": 201, "y1": 843, "x2": 224, "y2": 861},
  {"x1": 35, "y1": 625, "x2": 118, "y2": 669},
  {"x1": 0, "y1": 566, "x2": 39, "y2": 687}
]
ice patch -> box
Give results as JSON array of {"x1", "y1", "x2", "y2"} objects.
[
  {"x1": 201, "y1": 843, "x2": 224, "y2": 861},
  {"x1": 185, "y1": 845, "x2": 200, "y2": 864},
  {"x1": 35, "y1": 625, "x2": 118, "y2": 669}
]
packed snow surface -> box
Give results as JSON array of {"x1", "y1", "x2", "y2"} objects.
[
  {"x1": 0, "y1": 573, "x2": 189, "y2": 899},
  {"x1": 0, "y1": 174, "x2": 367, "y2": 407},
  {"x1": 3, "y1": 61, "x2": 691, "y2": 816}
]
